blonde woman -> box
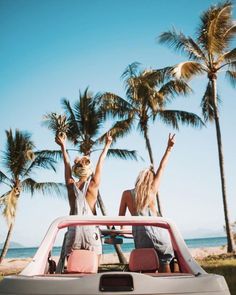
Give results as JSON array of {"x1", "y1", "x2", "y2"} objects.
[{"x1": 119, "y1": 133, "x2": 175, "y2": 271}]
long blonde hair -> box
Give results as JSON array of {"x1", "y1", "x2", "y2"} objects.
[{"x1": 134, "y1": 167, "x2": 155, "y2": 213}]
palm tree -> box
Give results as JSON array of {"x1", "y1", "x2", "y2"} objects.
[
  {"x1": 43, "y1": 88, "x2": 139, "y2": 263},
  {"x1": 0, "y1": 129, "x2": 65, "y2": 263},
  {"x1": 100, "y1": 62, "x2": 204, "y2": 215},
  {"x1": 158, "y1": 0, "x2": 236, "y2": 252},
  {"x1": 43, "y1": 88, "x2": 139, "y2": 159}
]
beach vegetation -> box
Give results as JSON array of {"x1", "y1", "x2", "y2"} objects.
[
  {"x1": 198, "y1": 254, "x2": 236, "y2": 294},
  {"x1": 159, "y1": 0, "x2": 236, "y2": 253},
  {"x1": 0, "y1": 129, "x2": 65, "y2": 263}
]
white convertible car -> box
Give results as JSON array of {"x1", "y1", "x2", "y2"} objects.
[{"x1": 0, "y1": 216, "x2": 231, "y2": 295}]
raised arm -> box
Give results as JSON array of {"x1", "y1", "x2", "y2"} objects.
[
  {"x1": 55, "y1": 134, "x2": 73, "y2": 185},
  {"x1": 151, "y1": 133, "x2": 175, "y2": 194},
  {"x1": 93, "y1": 132, "x2": 112, "y2": 187}
]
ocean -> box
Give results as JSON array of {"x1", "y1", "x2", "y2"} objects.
[{"x1": 5, "y1": 236, "x2": 227, "y2": 259}]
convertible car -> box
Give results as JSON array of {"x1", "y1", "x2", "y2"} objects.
[{"x1": 0, "y1": 216, "x2": 230, "y2": 295}]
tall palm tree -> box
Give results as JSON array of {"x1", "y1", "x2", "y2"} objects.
[
  {"x1": 158, "y1": 0, "x2": 236, "y2": 252},
  {"x1": 0, "y1": 129, "x2": 65, "y2": 263},
  {"x1": 100, "y1": 62, "x2": 204, "y2": 215},
  {"x1": 43, "y1": 88, "x2": 139, "y2": 263}
]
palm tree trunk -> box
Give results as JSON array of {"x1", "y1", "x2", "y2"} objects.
[
  {"x1": 143, "y1": 126, "x2": 163, "y2": 216},
  {"x1": 143, "y1": 125, "x2": 155, "y2": 165},
  {"x1": 97, "y1": 191, "x2": 108, "y2": 215},
  {"x1": 0, "y1": 222, "x2": 14, "y2": 264},
  {"x1": 211, "y1": 78, "x2": 235, "y2": 253},
  {"x1": 97, "y1": 191, "x2": 127, "y2": 264}
]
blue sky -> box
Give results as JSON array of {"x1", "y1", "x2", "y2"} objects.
[{"x1": 0, "y1": 0, "x2": 236, "y2": 247}]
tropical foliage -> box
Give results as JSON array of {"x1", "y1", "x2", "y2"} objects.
[
  {"x1": 0, "y1": 129, "x2": 65, "y2": 263},
  {"x1": 159, "y1": 0, "x2": 236, "y2": 252},
  {"x1": 43, "y1": 88, "x2": 139, "y2": 160}
]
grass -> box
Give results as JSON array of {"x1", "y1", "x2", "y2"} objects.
[{"x1": 197, "y1": 254, "x2": 236, "y2": 295}]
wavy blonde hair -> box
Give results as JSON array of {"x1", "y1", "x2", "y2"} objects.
[{"x1": 134, "y1": 167, "x2": 155, "y2": 213}]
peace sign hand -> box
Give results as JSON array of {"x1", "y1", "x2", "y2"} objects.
[
  {"x1": 105, "y1": 131, "x2": 113, "y2": 146},
  {"x1": 167, "y1": 133, "x2": 175, "y2": 148}
]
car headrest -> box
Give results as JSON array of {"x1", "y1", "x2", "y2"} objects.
[
  {"x1": 129, "y1": 248, "x2": 159, "y2": 272},
  {"x1": 67, "y1": 249, "x2": 98, "y2": 274}
]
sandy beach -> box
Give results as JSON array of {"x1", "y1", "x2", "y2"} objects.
[{"x1": 0, "y1": 246, "x2": 227, "y2": 275}]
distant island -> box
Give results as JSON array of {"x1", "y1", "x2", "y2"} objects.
[{"x1": 0, "y1": 241, "x2": 24, "y2": 249}]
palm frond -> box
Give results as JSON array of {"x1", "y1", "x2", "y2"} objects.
[
  {"x1": 24, "y1": 151, "x2": 58, "y2": 176},
  {"x1": 159, "y1": 29, "x2": 206, "y2": 60},
  {"x1": 223, "y1": 22, "x2": 236, "y2": 44},
  {"x1": 100, "y1": 92, "x2": 134, "y2": 119},
  {"x1": 141, "y1": 67, "x2": 172, "y2": 86},
  {"x1": 158, "y1": 79, "x2": 192, "y2": 103},
  {"x1": 158, "y1": 109, "x2": 205, "y2": 130},
  {"x1": 22, "y1": 178, "x2": 66, "y2": 198},
  {"x1": 159, "y1": 29, "x2": 189, "y2": 52},
  {"x1": 73, "y1": 89, "x2": 103, "y2": 140},
  {"x1": 225, "y1": 70, "x2": 236, "y2": 87},
  {"x1": 93, "y1": 91, "x2": 103, "y2": 104},
  {"x1": 228, "y1": 60, "x2": 236, "y2": 71},
  {"x1": 3, "y1": 129, "x2": 35, "y2": 178},
  {"x1": 0, "y1": 170, "x2": 12, "y2": 187},
  {"x1": 200, "y1": 81, "x2": 221, "y2": 122},
  {"x1": 222, "y1": 48, "x2": 236, "y2": 62},
  {"x1": 197, "y1": 1, "x2": 233, "y2": 54},
  {"x1": 171, "y1": 61, "x2": 205, "y2": 80},
  {"x1": 146, "y1": 91, "x2": 165, "y2": 113},
  {"x1": 61, "y1": 98, "x2": 81, "y2": 143},
  {"x1": 107, "y1": 149, "x2": 140, "y2": 161},
  {"x1": 2, "y1": 190, "x2": 18, "y2": 225},
  {"x1": 121, "y1": 62, "x2": 141, "y2": 80},
  {"x1": 34, "y1": 150, "x2": 63, "y2": 161},
  {"x1": 98, "y1": 117, "x2": 135, "y2": 144},
  {"x1": 125, "y1": 76, "x2": 142, "y2": 104},
  {"x1": 0, "y1": 191, "x2": 11, "y2": 207},
  {"x1": 187, "y1": 37, "x2": 208, "y2": 61}
]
